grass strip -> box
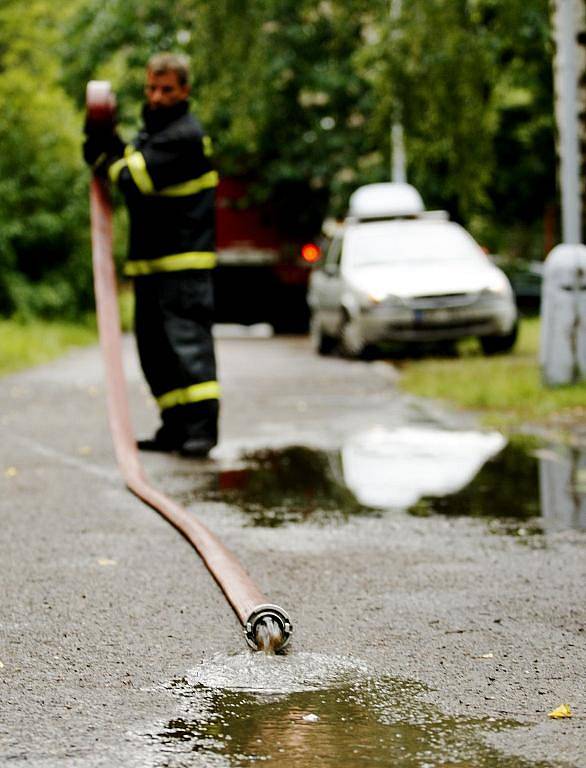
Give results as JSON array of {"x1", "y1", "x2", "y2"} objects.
[
  {"x1": 0, "y1": 319, "x2": 97, "y2": 377},
  {"x1": 397, "y1": 317, "x2": 586, "y2": 430}
]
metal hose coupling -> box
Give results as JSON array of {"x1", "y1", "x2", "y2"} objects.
[{"x1": 245, "y1": 604, "x2": 293, "y2": 652}]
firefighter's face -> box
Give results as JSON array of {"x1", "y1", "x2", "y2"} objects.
[{"x1": 145, "y1": 70, "x2": 190, "y2": 109}]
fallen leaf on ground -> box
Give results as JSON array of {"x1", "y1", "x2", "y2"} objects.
[
  {"x1": 78, "y1": 446, "x2": 92, "y2": 456},
  {"x1": 5, "y1": 467, "x2": 17, "y2": 478},
  {"x1": 548, "y1": 704, "x2": 572, "y2": 719},
  {"x1": 97, "y1": 558, "x2": 116, "y2": 567}
]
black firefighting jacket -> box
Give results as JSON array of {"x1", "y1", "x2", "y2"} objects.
[{"x1": 86, "y1": 101, "x2": 217, "y2": 277}]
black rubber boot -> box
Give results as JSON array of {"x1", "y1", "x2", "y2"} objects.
[
  {"x1": 179, "y1": 437, "x2": 215, "y2": 458},
  {"x1": 137, "y1": 425, "x2": 183, "y2": 453}
]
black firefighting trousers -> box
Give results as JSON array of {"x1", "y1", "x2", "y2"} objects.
[{"x1": 133, "y1": 271, "x2": 219, "y2": 445}]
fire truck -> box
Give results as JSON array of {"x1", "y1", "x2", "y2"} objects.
[{"x1": 214, "y1": 178, "x2": 320, "y2": 332}]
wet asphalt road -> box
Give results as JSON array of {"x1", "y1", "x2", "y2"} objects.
[{"x1": 1, "y1": 333, "x2": 585, "y2": 767}]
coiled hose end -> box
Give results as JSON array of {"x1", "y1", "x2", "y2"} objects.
[{"x1": 245, "y1": 604, "x2": 293, "y2": 652}]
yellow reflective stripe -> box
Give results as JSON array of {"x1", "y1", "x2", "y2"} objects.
[
  {"x1": 117, "y1": 150, "x2": 217, "y2": 198},
  {"x1": 157, "y1": 381, "x2": 220, "y2": 411},
  {"x1": 124, "y1": 251, "x2": 217, "y2": 276},
  {"x1": 108, "y1": 156, "x2": 127, "y2": 184},
  {"x1": 158, "y1": 170, "x2": 218, "y2": 197},
  {"x1": 126, "y1": 151, "x2": 154, "y2": 194}
]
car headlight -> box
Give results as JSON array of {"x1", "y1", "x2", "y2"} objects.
[
  {"x1": 367, "y1": 289, "x2": 405, "y2": 305},
  {"x1": 482, "y1": 271, "x2": 513, "y2": 297},
  {"x1": 345, "y1": 283, "x2": 382, "y2": 309},
  {"x1": 367, "y1": 289, "x2": 386, "y2": 304},
  {"x1": 346, "y1": 279, "x2": 400, "y2": 309}
]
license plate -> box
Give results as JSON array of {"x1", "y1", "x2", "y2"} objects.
[{"x1": 414, "y1": 308, "x2": 452, "y2": 324}]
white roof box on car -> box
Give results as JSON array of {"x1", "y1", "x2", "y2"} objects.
[{"x1": 348, "y1": 183, "x2": 425, "y2": 219}]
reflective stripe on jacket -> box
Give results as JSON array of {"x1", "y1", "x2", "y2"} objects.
[{"x1": 123, "y1": 251, "x2": 217, "y2": 276}]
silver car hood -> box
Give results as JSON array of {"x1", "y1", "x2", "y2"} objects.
[{"x1": 344, "y1": 259, "x2": 506, "y2": 298}]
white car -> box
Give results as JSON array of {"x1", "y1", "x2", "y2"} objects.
[{"x1": 308, "y1": 184, "x2": 518, "y2": 357}]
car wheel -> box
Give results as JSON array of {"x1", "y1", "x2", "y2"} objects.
[
  {"x1": 340, "y1": 316, "x2": 367, "y2": 358},
  {"x1": 479, "y1": 322, "x2": 518, "y2": 356},
  {"x1": 310, "y1": 313, "x2": 337, "y2": 356}
]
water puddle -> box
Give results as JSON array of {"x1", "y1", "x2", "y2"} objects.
[
  {"x1": 410, "y1": 437, "x2": 586, "y2": 534},
  {"x1": 181, "y1": 427, "x2": 586, "y2": 533},
  {"x1": 140, "y1": 653, "x2": 553, "y2": 767},
  {"x1": 193, "y1": 445, "x2": 377, "y2": 526}
]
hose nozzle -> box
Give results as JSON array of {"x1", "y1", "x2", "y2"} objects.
[
  {"x1": 245, "y1": 604, "x2": 292, "y2": 652},
  {"x1": 86, "y1": 80, "x2": 116, "y2": 124}
]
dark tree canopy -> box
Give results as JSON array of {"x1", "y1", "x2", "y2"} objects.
[{"x1": 0, "y1": 0, "x2": 561, "y2": 317}]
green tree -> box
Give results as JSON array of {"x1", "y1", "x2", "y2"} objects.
[
  {"x1": 62, "y1": 0, "x2": 377, "y2": 234},
  {"x1": 0, "y1": 0, "x2": 556, "y2": 320},
  {"x1": 373, "y1": 0, "x2": 556, "y2": 255},
  {"x1": 0, "y1": 0, "x2": 92, "y2": 317},
  {"x1": 63, "y1": 0, "x2": 555, "y2": 254}
]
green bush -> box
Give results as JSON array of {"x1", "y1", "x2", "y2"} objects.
[{"x1": 0, "y1": 1, "x2": 94, "y2": 319}]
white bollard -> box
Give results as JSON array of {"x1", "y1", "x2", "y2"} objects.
[{"x1": 540, "y1": 243, "x2": 586, "y2": 385}]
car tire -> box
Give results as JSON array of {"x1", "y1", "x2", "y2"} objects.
[
  {"x1": 310, "y1": 313, "x2": 337, "y2": 356},
  {"x1": 479, "y1": 322, "x2": 518, "y2": 356},
  {"x1": 340, "y1": 315, "x2": 368, "y2": 358}
]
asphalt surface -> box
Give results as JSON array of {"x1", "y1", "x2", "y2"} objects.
[{"x1": 1, "y1": 334, "x2": 585, "y2": 766}]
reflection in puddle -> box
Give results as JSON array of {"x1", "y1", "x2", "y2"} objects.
[
  {"x1": 411, "y1": 438, "x2": 586, "y2": 534},
  {"x1": 182, "y1": 427, "x2": 586, "y2": 533},
  {"x1": 409, "y1": 437, "x2": 540, "y2": 522},
  {"x1": 198, "y1": 446, "x2": 377, "y2": 527},
  {"x1": 539, "y1": 444, "x2": 586, "y2": 531},
  {"x1": 341, "y1": 427, "x2": 506, "y2": 508},
  {"x1": 142, "y1": 654, "x2": 552, "y2": 768}
]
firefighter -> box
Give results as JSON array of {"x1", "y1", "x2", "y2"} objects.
[{"x1": 83, "y1": 53, "x2": 219, "y2": 457}]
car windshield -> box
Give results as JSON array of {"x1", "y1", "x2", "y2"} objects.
[{"x1": 342, "y1": 221, "x2": 485, "y2": 268}]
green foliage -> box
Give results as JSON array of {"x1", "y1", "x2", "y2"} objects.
[
  {"x1": 0, "y1": 1, "x2": 93, "y2": 318},
  {"x1": 0, "y1": 0, "x2": 561, "y2": 319},
  {"x1": 0, "y1": 318, "x2": 96, "y2": 376},
  {"x1": 372, "y1": 0, "x2": 556, "y2": 255},
  {"x1": 61, "y1": 0, "x2": 556, "y2": 249},
  {"x1": 387, "y1": 1, "x2": 498, "y2": 218},
  {"x1": 62, "y1": 0, "x2": 379, "y2": 235}
]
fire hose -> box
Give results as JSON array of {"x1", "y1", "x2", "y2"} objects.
[{"x1": 86, "y1": 81, "x2": 292, "y2": 652}]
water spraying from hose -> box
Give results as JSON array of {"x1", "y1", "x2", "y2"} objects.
[
  {"x1": 256, "y1": 618, "x2": 284, "y2": 653},
  {"x1": 245, "y1": 604, "x2": 292, "y2": 652}
]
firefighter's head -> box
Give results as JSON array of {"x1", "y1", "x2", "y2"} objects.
[{"x1": 145, "y1": 53, "x2": 191, "y2": 109}]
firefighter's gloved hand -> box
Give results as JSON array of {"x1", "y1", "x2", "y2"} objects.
[
  {"x1": 84, "y1": 101, "x2": 118, "y2": 134},
  {"x1": 82, "y1": 122, "x2": 125, "y2": 171}
]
